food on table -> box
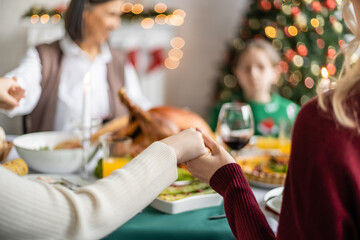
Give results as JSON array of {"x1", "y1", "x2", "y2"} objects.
[
  {"x1": 2, "y1": 158, "x2": 28, "y2": 176},
  {"x1": 0, "y1": 127, "x2": 14, "y2": 162},
  {"x1": 237, "y1": 153, "x2": 289, "y2": 185},
  {"x1": 54, "y1": 139, "x2": 81, "y2": 150},
  {"x1": 158, "y1": 180, "x2": 216, "y2": 201},
  {"x1": 110, "y1": 88, "x2": 213, "y2": 156},
  {"x1": 0, "y1": 127, "x2": 5, "y2": 147},
  {"x1": 176, "y1": 167, "x2": 194, "y2": 181},
  {"x1": 53, "y1": 88, "x2": 213, "y2": 156}
]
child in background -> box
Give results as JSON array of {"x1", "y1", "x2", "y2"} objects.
[{"x1": 209, "y1": 39, "x2": 299, "y2": 136}]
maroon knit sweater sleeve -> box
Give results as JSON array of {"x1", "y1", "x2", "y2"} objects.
[{"x1": 210, "y1": 163, "x2": 275, "y2": 240}]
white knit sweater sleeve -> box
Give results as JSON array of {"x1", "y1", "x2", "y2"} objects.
[{"x1": 0, "y1": 141, "x2": 177, "y2": 240}]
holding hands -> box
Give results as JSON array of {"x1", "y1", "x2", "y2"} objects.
[
  {"x1": 0, "y1": 77, "x2": 25, "y2": 110},
  {"x1": 161, "y1": 128, "x2": 235, "y2": 184},
  {"x1": 161, "y1": 128, "x2": 209, "y2": 164},
  {"x1": 186, "y1": 131, "x2": 235, "y2": 184}
]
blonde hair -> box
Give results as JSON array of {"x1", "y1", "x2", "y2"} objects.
[
  {"x1": 318, "y1": 0, "x2": 360, "y2": 133},
  {"x1": 233, "y1": 39, "x2": 281, "y2": 68}
]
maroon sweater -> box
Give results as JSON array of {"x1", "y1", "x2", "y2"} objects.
[{"x1": 210, "y1": 97, "x2": 360, "y2": 239}]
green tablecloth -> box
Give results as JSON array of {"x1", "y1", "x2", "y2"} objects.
[{"x1": 103, "y1": 203, "x2": 234, "y2": 240}]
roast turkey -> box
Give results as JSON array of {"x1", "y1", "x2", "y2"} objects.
[{"x1": 97, "y1": 88, "x2": 213, "y2": 156}]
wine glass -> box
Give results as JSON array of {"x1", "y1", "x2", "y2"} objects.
[{"x1": 216, "y1": 102, "x2": 254, "y2": 157}]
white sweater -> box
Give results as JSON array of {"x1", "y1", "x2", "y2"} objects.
[{"x1": 0, "y1": 142, "x2": 177, "y2": 240}]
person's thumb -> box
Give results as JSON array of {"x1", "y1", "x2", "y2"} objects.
[{"x1": 201, "y1": 132, "x2": 221, "y2": 155}]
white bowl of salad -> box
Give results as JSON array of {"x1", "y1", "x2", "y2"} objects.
[{"x1": 13, "y1": 131, "x2": 97, "y2": 174}]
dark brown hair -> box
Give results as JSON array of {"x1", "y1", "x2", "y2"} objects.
[{"x1": 64, "y1": 0, "x2": 116, "y2": 42}]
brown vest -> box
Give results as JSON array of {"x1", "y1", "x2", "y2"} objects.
[{"x1": 24, "y1": 41, "x2": 128, "y2": 133}]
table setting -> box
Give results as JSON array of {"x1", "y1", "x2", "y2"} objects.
[{"x1": 0, "y1": 94, "x2": 283, "y2": 239}]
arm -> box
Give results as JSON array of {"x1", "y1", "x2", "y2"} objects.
[
  {"x1": 186, "y1": 133, "x2": 275, "y2": 240},
  {"x1": 0, "y1": 128, "x2": 208, "y2": 240},
  {"x1": 124, "y1": 63, "x2": 153, "y2": 110},
  {"x1": 2, "y1": 47, "x2": 42, "y2": 117}
]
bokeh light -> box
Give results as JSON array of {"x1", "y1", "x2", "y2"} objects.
[
  {"x1": 141, "y1": 18, "x2": 154, "y2": 29},
  {"x1": 132, "y1": 4, "x2": 144, "y2": 14},
  {"x1": 265, "y1": 26, "x2": 277, "y2": 38},
  {"x1": 121, "y1": 2, "x2": 133, "y2": 13},
  {"x1": 165, "y1": 57, "x2": 180, "y2": 69},
  {"x1": 40, "y1": 14, "x2": 50, "y2": 24},
  {"x1": 30, "y1": 15, "x2": 39, "y2": 24},
  {"x1": 310, "y1": 18, "x2": 320, "y2": 27},
  {"x1": 304, "y1": 77, "x2": 314, "y2": 89},
  {"x1": 170, "y1": 37, "x2": 185, "y2": 49},
  {"x1": 173, "y1": 9, "x2": 186, "y2": 18},
  {"x1": 168, "y1": 48, "x2": 183, "y2": 60},
  {"x1": 155, "y1": 14, "x2": 167, "y2": 25},
  {"x1": 154, "y1": 3, "x2": 167, "y2": 13},
  {"x1": 288, "y1": 26, "x2": 298, "y2": 36},
  {"x1": 51, "y1": 14, "x2": 61, "y2": 24}
]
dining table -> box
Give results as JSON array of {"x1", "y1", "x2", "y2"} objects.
[{"x1": 5, "y1": 135, "x2": 280, "y2": 240}]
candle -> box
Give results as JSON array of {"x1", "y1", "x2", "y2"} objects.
[{"x1": 82, "y1": 72, "x2": 91, "y2": 129}]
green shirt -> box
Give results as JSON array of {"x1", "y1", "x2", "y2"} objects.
[{"x1": 208, "y1": 93, "x2": 300, "y2": 136}]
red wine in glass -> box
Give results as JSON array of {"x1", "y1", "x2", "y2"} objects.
[
  {"x1": 223, "y1": 136, "x2": 250, "y2": 150},
  {"x1": 217, "y1": 103, "x2": 254, "y2": 156}
]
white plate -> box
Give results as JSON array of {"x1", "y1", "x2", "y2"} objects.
[
  {"x1": 150, "y1": 193, "x2": 223, "y2": 214},
  {"x1": 264, "y1": 187, "x2": 283, "y2": 215},
  {"x1": 248, "y1": 179, "x2": 283, "y2": 189},
  {"x1": 24, "y1": 174, "x2": 91, "y2": 190}
]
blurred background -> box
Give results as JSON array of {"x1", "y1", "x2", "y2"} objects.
[
  {"x1": 0, "y1": 0, "x2": 349, "y2": 134},
  {"x1": 0, "y1": 0, "x2": 247, "y2": 134}
]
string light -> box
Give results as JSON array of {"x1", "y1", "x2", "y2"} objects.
[
  {"x1": 168, "y1": 14, "x2": 184, "y2": 26},
  {"x1": 287, "y1": 26, "x2": 298, "y2": 36},
  {"x1": 121, "y1": 2, "x2": 133, "y2": 13},
  {"x1": 155, "y1": 14, "x2": 167, "y2": 25},
  {"x1": 164, "y1": 57, "x2": 180, "y2": 69},
  {"x1": 310, "y1": 18, "x2": 320, "y2": 27},
  {"x1": 293, "y1": 55, "x2": 304, "y2": 67},
  {"x1": 311, "y1": 63, "x2": 321, "y2": 76},
  {"x1": 40, "y1": 14, "x2": 50, "y2": 24},
  {"x1": 30, "y1": 15, "x2": 39, "y2": 24},
  {"x1": 51, "y1": 14, "x2": 61, "y2": 24},
  {"x1": 326, "y1": 63, "x2": 336, "y2": 75},
  {"x1": 170, "y1": 37, "x2": 185, "y2": 49},
  {"x1": 132, "y1": 4, "x2": 144, "y2": 14},
  {"x1": 154, "y1": 3, "x2": 167, "y2": 13},
  {"x1": 304, "y1": 77, "x2": 314, "y2": 89},
  {"x1": 141, "y1": 18, "x2": 154, "y2": 29},
  {"x1": 168, "y1": 48, "x2": 183, "y2": 60},
  {"x1": 265, "y1": 26, "x2": 277, "y2": 38},
  {"x1": 300, "y1": 95, "x2": 310, "y2": 105},
  {"x1": 173, "y1": 9, "x2": 186, "y2": 18}
]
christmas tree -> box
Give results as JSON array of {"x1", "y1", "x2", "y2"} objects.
[{"x1": 213, "y1": 0, "x2": 348, "y2": 106}]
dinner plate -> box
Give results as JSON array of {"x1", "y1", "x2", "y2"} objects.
[
  {"x1": 150, "y1": 193, "x2": 223, "y2": 214},
  {"x1": 248, "y1": 179, "x2": 283, "y2": 189},
  {"x1": 264, "y1": 187, "x2": 283, "y2": 215},
  {"x1": 24, "y1": 174, "x2": 91, "y2": 190}
]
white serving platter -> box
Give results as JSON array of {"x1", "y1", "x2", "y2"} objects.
[{"x1": 150, "y1": 193, "x2": 223, "y2": 214}]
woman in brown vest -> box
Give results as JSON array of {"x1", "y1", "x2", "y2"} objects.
[{"x1": 0, "y1": 0, "x2": 152, "y2": 133}]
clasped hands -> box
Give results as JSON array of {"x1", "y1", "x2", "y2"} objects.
[{"x1": 161, "y1": 128, "x2": 235, "y2": 184}]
